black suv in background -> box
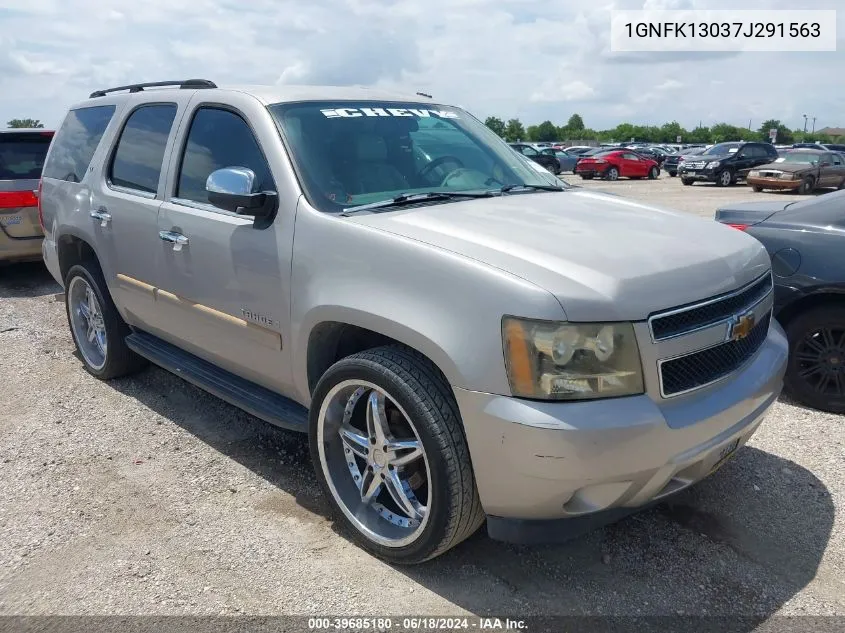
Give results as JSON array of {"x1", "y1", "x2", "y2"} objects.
[
  {"x1": 678, "y1": 142, "x2": 779, "y2": 187},
  {"x1": 508, "y1": 143, "x2": 561, "y2": 174}
]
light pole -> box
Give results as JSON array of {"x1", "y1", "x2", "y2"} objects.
[
  {"x1": 803, "y1": 114, "x2": 808, "y2": 133},
  {"x1": 812, "y1": 117, "x2": 816, "y2": 135}
]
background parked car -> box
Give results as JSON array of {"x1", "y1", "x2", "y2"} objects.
[
  {"x1": 632, "y1": 146, "x2": 669, "y2": 167},
  {"x1": 540, "y1": 147, "x2": 578, "y2": 173},
  {"x1": 747, "y1": 149, "x2": 845, "y2": 194},
  {"x1": 663, "y1": 146, "x2": 706, "y2": 177},
  {"x1": 0, "y1": 128, "x2": 54, "y2": 263},
  {"x1": 678, "y1": 141, "x2": 778, "y2": 187},
  {"x1": 575, "y1": 148, "x2": 659, "y2": 181},
  {"x1": 509, "y1": 143, "x2": 561, "y2": 174},
  {"x1": 715, "y1": 191, "x2": 845, "y2": 413},
  {"x1": 562, "y1": 145, "x2": 596, "y2": 156}
]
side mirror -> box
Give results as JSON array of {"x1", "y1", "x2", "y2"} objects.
[{"x1": 206, "y1": 167, "x2": 278, "y2": 218}]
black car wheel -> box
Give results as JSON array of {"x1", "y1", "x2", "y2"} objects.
[
  {"x1": 752, "y1": 185, "x2": 764, "y2": 192},
  {"x1": 668, "y1": 171, "x2": 677, "y2": 177},
  {"x1": 648, "y1": 166, "x2": 659, "y2": 180},
  {"x1": 797, "y1": 176, "x2": 814, "y2": 195},
  {"x1": 681, "y1": 178, "x2": 694, "y2": 186},
  {"x1": 604, "y1": 167, "x2": 619, "y2": 181},
  {"x1": 784, "y1": 306, "x2": 845, "y2": 414},
  {"x1": 715, "y1": 169, "x2": 733, "y2": 187}
]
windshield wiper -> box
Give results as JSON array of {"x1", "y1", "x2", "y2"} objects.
[
  {"x1": 499, "y1": 183, "x2": 565, "y2": 193},
  {"x1": 341, "y1": 191, "x2": 493, "y2": 215}
]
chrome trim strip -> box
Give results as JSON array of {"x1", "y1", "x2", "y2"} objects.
[
  {"x1": 657, "y1": 309, "x2": 772, "y2": 399},
  {"x1": 648, "y1": 271, "x2": 772, "y2": 342}
]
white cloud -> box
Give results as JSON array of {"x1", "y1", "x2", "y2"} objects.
[
  {"x1": 530, "y1": 80, "x2": 596, "y2": 103},
  {"x1": 0, "y1": 0, "x2": 843, "y2": 132}
]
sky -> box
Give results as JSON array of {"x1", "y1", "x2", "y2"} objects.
[{"x1": 0, "y1": 0, "x2": 842, "y2": 133}]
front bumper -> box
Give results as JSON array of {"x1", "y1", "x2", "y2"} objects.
[
  {"x1": 454, "y1": 321, "x2": 787, "y2": 543},
  {"x1": 678, "y1": 167, "x2": 718, "y2": 182},
  {"x1": 746, "y1": 176, "x2": 800, "y2": 190}
]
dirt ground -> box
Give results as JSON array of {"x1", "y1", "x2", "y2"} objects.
[{"x1": 1, "y1": 174, "x2": 843, "y2": 623}]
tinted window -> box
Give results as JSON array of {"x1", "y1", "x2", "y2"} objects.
[
  {"x1": 43, "y1": 106, "x2": 115, "y2": 182},
  {"x1": 0, "y1": 132, "x2": 53, "y2": 180},
  {"x1": 177, "y1": 108, "x2": 274, "y2": 205},
  {"x1": 110, "y1": 104, "x2": 177, "y2": 194},
  {"x1": 520, "y1": 146, "x2": 538, "y2": 156}
]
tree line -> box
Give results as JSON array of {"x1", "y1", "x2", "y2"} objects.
[
  {"x1": 483, "y1": 114, "x2": 837, "y2": 145},
  {"x1": 6, "y1": 118, "x2": 45, "y2": 128}
]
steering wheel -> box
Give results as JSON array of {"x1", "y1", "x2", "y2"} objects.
[
  {"x1": 440, "y1": 168, "x2": 502, "y2": 189},
  {"x1": 418, "y1": 155, "x2": 465, "y2": 182}
]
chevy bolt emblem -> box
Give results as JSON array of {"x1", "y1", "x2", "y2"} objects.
[{"x1": 727, "y1": 311, "x2": 756, "y2": 342}]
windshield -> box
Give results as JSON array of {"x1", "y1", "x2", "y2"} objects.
[
  {"x1": 0, "y1": 132, "x2": 53, "y2": 180},
  {"x1": 268, "y1": 101, "x2": 562, "y2": 212},
  {"x1": 703, "y1": 143, "x2": 740, "y2": 156},
  {"x1": 776, "y1": 152, "x2": 822, "y2": 165}
]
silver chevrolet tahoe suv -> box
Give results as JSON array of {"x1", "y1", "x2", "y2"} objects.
[{"x1": 40, "y1": 79, "x2": 788, "y2": 564}]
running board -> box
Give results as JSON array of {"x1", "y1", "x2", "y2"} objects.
[{"x1": 125, "y1": 332, "x2": 308, "y2": 433}]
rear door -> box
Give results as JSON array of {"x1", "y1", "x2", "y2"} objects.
[
  {"x1": 0, "y1": 131, "x2": 53, "y2": 253},
  {"x1": 817, "y1": 152, "x2": 839, "y2": 187},
  {"x1": 89, "y1": 99, "x2": 182, "y2": 329},
  {"x1": 828, "y1": 152, "x2": 845, "y2": 187}
]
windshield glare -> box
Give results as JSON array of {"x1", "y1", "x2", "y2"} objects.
[
  {"x1": 268, "y1": 101, "x2": 561, "y2": 212},
  {"x1": 778, "y1": 152, "x2": 822, "y2": 165},
  {"x1": 704, "y1": 143, "x2": 740, "y2": 155}
]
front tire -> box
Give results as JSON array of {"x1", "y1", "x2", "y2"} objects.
[
  {"x1": 681, "y1": 178, "x2": 694, "y2": 186},
  {"x1": 797, "y1": 176, "x2": 814, "y2": 195},
  {"x1": 604, "y1": 166, "x2": 619, "y2": 181},
  {"x1": 668, "y1": 171, "x2": 677, "y2": 177},
  {"x1": 784, "y1": 307, "x2": 845, "y2": 414},
  {"x1": 309, "y1": 346, "x2": 484, "y2": 564},
  {"x1": 752, "y1": 185, "x2": 764, "y2": 192},
  {"x1": 648, "y1": 166, "x2": 659, "y2": 180},
  {"x1": 715, "y1": 169, "x2": 733, "y2": 187},
  {"x1": 65, "y1": 261, "x2": 146, "y2": 380}
]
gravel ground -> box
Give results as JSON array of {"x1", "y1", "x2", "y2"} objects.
[{"x1": 0, "y1": 174, "x2": 843, "y2": 621}]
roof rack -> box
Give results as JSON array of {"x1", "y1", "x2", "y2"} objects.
[
  {"x1": 89, "y1": 79, "x2": 217, "y2": 99},
  {"x1": 416, "y1": 92, "x2": 433, "y2": 99}
]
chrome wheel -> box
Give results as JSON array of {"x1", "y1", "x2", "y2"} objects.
[
  {"x1": 719, "y1": 170, "x2": 732, "y2": 186},
  {"x1": 606, "y1": 167, "x2": 619, "y2": 181},
  {"x1": 68, "y1": 276, "x2": 107, "y2": 370},
  {"x1": 317, "y1": 380, "x2": 430, "y2": 547}
]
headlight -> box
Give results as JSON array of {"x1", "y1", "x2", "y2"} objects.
[
  {"x1": 502, "y1": 317, "x2": 644, "y2": 400},
  {"x1": 780, "y1": 172, "x2": 798, "y2": 180},
  {"x1": 749, "y1": 170, "x2": 760, "y2": 177},
  {"x1": 706, "y1": 161, "x2": 721, "y2": 169}
]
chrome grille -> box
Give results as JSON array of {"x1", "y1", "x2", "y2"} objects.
[
  {"x1": 649, "y1": 274, "x2": 773, "y2": 341},
  {"x1": 659, "y1": 312, "x2": 771, "y2": 397},
  {"x1": 684, "y1": 161, "x2": 706, "y2": 169}
]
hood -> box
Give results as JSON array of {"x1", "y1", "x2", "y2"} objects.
[
  {"x1": 351, "y1": 190, "x2": 771, "y2": 322},
  {"x1": 715, "y1": 199, "x2": 792, "y2": 227},
  {"x1": 754, "y1": 161, "x2": 815, "y2": 173}
]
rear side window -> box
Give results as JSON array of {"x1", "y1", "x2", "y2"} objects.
[
  {"x1": 109, "y1": 104, "x2": 178, "y2": 194},
  {"x1": 43, "y1": 105, "x2": 115, "y2": 183},
  {"x1": 176, "y1": 107, "x2": 274, "y2": 205},
  {"x1": 0, "y1": 132, "x2": 53, "y2": 180}
]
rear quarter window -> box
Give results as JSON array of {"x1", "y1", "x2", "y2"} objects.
[
  {"x1": 43, "y1": 105, "x2": 116, "y2": 183},
  {"x1": 0, "y1": 132, "x2": 53, "y2": 180}
]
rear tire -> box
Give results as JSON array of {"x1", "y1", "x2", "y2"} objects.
[
  {"x1": 309, "y1": 346, "x2": 484, "y2": 564},
  {"x1": 64, "y1": 261, "x2": 146, "y2": 380},
  {"x1": 783, "y1": 306, "x2": 845, "y2": 414}
]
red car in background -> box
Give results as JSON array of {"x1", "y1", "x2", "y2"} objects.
[{"x1": 575, "y1": 149, "x2": 660, "y2": 181}]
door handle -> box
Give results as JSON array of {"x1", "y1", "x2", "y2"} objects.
[
  {"x1": 90, "y1": 209, "x2": 112, "y2": 227},
  {"x1": 159, "y1": 230, "x2": 189, "y2": 252}
]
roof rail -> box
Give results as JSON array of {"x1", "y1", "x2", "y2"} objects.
[
  {"x1": 416, "y1": 92, "x2": 433, "y2": 99},
  {"x1": 89, "y1": 79, "x2": 217, "y2": 98}
]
